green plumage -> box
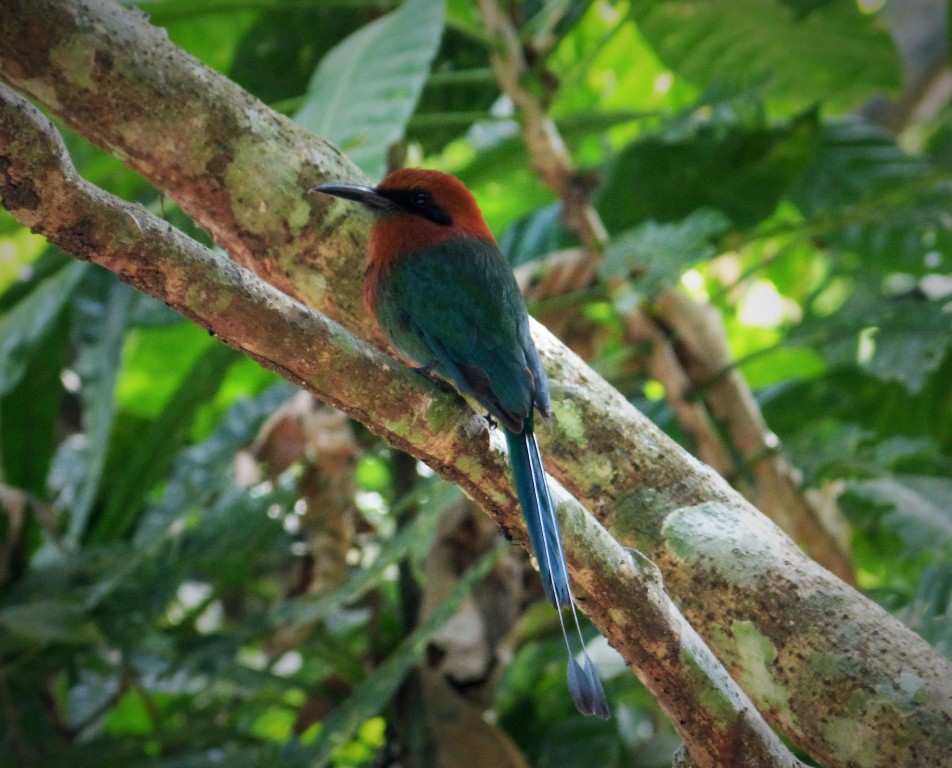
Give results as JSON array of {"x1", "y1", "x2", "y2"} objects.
[{"x1": 374, "y1": 236, "x2": 550, "y2": 433}]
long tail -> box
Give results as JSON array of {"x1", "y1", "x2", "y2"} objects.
[{"x1": 505, "y1": 419, "x2": 610, "y2": 719}]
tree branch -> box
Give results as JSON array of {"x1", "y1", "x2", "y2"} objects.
[{"x1": 2, "y1": 2, "x2": 951, "y2": 766}]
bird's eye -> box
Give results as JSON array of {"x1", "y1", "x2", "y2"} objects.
[{"x1": 412, "y1": 190, "x2": 431, "y2": 207}]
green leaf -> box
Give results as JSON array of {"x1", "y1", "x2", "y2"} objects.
[
  {"x1": 498, "y1": 203, "x2": 572, "y2": 268},
  {"x1": 453, "y1": 135, "x2": 557, "y2": 233},
  {"x1": 272, "y1": 481, "x2": 456, "y2": 633},
  {"x1": 49, "y1": 270, "x2": 134, "y2": 545},
  {"x1": 854, "y1": 300, "x2": 951, "y2": 395},
  {"x1": 848, "y1": 475, "x2": 952, "y2": 555},
  {"x1": 600, "y1": 208, "x2": 730, "y2": 284},
  {"x1": 116, "y1": 321, "x2": 216, "y2": 419},
  {"x1": 229, "y1": 5, "x2": 365, "y2": 105},
  {"x1": 0, "y1": 260, "x2": 87, "y2": 396},
  {"x1": 149, "y1": 1, "x2": 261, "y2": 75},
  {"x1": 597, "y1": 110, "x2": 820, "y2": 231},
  {"x1": 0, "y1": 314, "x2": 68, "y2": 494},
  {"x1": 133, "y1": 381, "x2": 297, "y2": 546},
  {"x1": 791, "y1": 121, "x2": 930, "y2": 214},
  {"x1": 410, "y1": 27, "x2": 500, "y2": 155},
  {"x1": 629, "y1": 0, "x2": 901, "y2": 112},
  {"x1": 900, "y1": 560, "x2": 952, "y2": 655},
  {"x1": 295, "y1": 0, "x2": 446, "y2": 181}
]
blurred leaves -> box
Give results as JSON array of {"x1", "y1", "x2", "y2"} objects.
[{"x1": 848, "y1": 475, "x2": 952, "y2": 556}]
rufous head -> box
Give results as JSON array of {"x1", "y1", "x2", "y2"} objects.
[{"x1": 314, "y1": 168, "x2": 495, "y2": 253}]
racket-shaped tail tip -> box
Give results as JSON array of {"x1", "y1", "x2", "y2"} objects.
[{"x1": 567, "y1": 653, "x2": 610, "y2": 719}]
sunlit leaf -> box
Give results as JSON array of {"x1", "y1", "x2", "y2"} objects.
[
  {"x1": 600, "y1": 208, "x2": 729, "y2": 285},
  {"x1": 296, "y1": 0, "x2": 446, "y2": 181}
]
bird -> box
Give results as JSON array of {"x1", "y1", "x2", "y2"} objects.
[{"x1": 315, "y1": 168, "x2": 609, "y2": 719}]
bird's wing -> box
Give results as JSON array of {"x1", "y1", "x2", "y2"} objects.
[{"x1": 382, "y1": 237, "x2": 539, "y2": 429}]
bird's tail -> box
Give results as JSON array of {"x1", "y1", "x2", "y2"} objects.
[{"x1": 505, "y1": 420, "x2": 610, "y2": 719}]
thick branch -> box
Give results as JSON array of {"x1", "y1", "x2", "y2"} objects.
[
  {"x1": 2, "y1": 3, "x2": 951, "y2": 766},
  {"x1": 652, "y1": 291, "x2": 856, "y2": 582}
]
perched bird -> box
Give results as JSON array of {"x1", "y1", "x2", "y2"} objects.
[{"x1": 315, "y1": 168, "x2": 609, "y2": 718}]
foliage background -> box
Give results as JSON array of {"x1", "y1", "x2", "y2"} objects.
[{"x1": 1, "y1": 0, "x2": 950, "y2": 766}]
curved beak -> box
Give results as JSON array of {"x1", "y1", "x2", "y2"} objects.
[{"x1": 312, "y1": 182, "x2": 394, "y2": 213}]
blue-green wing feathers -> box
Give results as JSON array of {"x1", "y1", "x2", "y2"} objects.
[{"x1": 375, "y1": 237, "x2": 547, "y2": 430}]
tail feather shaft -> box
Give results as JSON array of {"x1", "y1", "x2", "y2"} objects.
[
  {"x1": 505, "y1": 425, "x2": 571, "y2": 609},
  {"x1": 504, "y1": 422, "x2": 610, "y2": 719}
]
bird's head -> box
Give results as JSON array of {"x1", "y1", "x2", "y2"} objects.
[{"x1": 314, "y1": 169, "x2": 495, "y2": 257}]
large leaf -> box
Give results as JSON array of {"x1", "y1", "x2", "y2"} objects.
[
  {"x1": 629, "y1": 0, "x2": 901, "y2": 112},
  {"x1": 295, "y1": 0, "x2": 446, "y2": 181},
  {"x1": 791, "y1": 121, "x2": 931, "y2": 214},
  {"x1": 229, "y1": 5, "x2": 366, "y2": 104},
  {"x1": 0, "y1": 314, "x2": 68, "y2": 494},
  {"x1": 133, "y1": 381, "x2": 297, "y2": 546},
  {"x1": 853, "y1": 299, "x2": 951, "y2": 395},
  {"x1": 597, "y1": 110, "x2": 820, "y2": 231}
]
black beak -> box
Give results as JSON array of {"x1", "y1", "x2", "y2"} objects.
[{"x1": 312, "y1": 182, "x2": 394, "y2": 213}]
